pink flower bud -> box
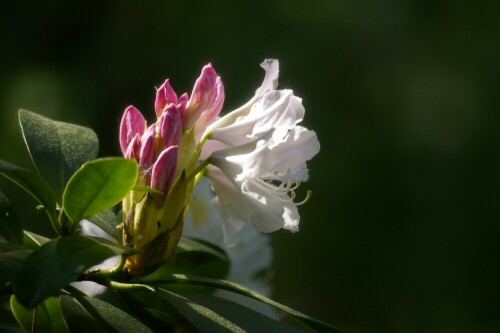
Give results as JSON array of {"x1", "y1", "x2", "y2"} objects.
[
  {"x1": 151, "y1": 145, "x2": 178, "y2": 207},
  {"x1": 194, "y1": 75, "x2": 224, "y2": 134},
  {"x1": 155, "y1": 79, "x2": 179, "y2": 117},
  {"x1": 120, "y1": 105, "x2": 146, "y2": 155},
  {"x1": 183, "y1": 64, "x2": 224, "y2": 130},
  {"x1": 159, "y1": 104, "x2": 182, "y2": 148},
  {"x1": 124, "y1": 133, "x2": 141, "y2": 160},
  {"x1": 138, "y1": 124, "x2": 156, "y2": 170},
  {"x1": 177, "y1": 93, "x2": 188, "y2": 114}
]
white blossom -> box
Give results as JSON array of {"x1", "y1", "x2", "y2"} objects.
[{"x1": 200, "y1": 59, "x2": 320, "y2": 244}]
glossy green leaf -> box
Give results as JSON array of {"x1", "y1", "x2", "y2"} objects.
[
  {"x1": 86, "y1": 209, "x2": 123, "y2": 241},
  {"x1": 19, "y1": 109, "x2": 99, "y2": 200},
  {"x1": 13, "y1": 235, "x2": 132, "y2": 308},
  {"x1": 0, "y1": 190, "x2": 22, "y2": 244},
  {"x1": 59, "y1": 296, "x2": 108, "y2": 333},
  {"x1": 22, "y1": 230, "x2": 50, "y2": 249},
  {"x1": 121, "y1": 288, "x2": 181, "y2": 329},
  {"x1": 0, "y1": 159, "x2": 59, "y2": 233},
  {"x1": 76, "y1": 296, "x2": 154, "y2": 333},
  {"x1": 0, "y1": 243, "x2": 32, "y2": 286},
  {"x1": 177, "y1": 237, "x2": 228, "y2": 259},
  {"x1": 63, "y1": 158, "x2": 138, "y2": 223},
  {"x1": 11, "y1": 295, "x2": 69, "y2": 333},
  {"x1": 153, "y1": 275, "x2": 342, "y2": 333},
  {"x1": 0, "y1": 294, "x2": 23, "y2": 333},
  {"x1": 159, "y1": 288, "x2": 303, "y2": 333},
  {"x1": 141, "y1": 237, "x2": 230, "y2": 281},
  {"x1": 157, "y1": 288, "x2": 243, "y2": 333}
]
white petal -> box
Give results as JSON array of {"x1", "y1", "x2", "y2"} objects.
[
  {"x1": 204, "y1": 166, "x2": 249, "y2": 245},
  {"x1": 255, "y1": 59, "x2": 280, "y2": 96},
  {"x1": 205, "y1": 59, "x2": 281, "y2": 135},
  {"x1": 210, "y1": 90, "x2": 303, "y2": 147},
  {"x1": 252, "y1": 126, "x2": 320, "y2": 179},
  {"x1": 212, "y1": 197, "x2": 248, "y2": 246},
  {"x1": 218, "y1": 126, "x2": 319, "y2": 182},
  {"x1": 282, "y1": 205, "x2": 300, "y2": 232},
  {"x1": 240, "y1": 178, "x2": 295, "y2": 233},
  {"x1": 199, "y1": 138, "x2": 229, "y2": 160}
]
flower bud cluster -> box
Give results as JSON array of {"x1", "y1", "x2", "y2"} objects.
[{"x1": 119, "y1": 65, "x2": 224, "y2": 275}]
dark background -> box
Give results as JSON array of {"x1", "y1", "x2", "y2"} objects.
[{"x1": 1, "y1": 1, "x2": 499, "y2": 332}]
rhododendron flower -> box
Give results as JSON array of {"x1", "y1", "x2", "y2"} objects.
[
  {"x1": 200, "y1": 59, "x2": 320, "y2": 244},
  {"x1": 118, "y1": 59, "x2": 318, "y2": 274}
]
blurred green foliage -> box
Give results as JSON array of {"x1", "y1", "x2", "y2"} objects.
[{"x1": 1, "y1": 1, "x2": 499, "y2": 332}]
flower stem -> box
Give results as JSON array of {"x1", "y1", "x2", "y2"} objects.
[
  {"x1": 186, "y1": 156, "x2": 211, "y2": 184},
  {"x1": 106, "y1": 280, "x2": 155, "y2": 292},
  {"x1": 88, "y1": 255, "x2": 127, "y2": 280}
]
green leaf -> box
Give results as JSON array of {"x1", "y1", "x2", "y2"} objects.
[
  {"x1": 0, "y1": 159, "x2": 59, "y2": 233},
  {"x1": 0, "y1": 243, "x2": 32, "y2": 286},
  {"x1": 0, "y1": 190, "x2": 23, "y2": 244},
  {"x1": 0, "y1": 294, "x2": 23, "y2": 333},
  {"x1": 22, "y1": 230, "x2": 50, "y2": 249},
  {"x1": 12, "y1": 235, "x2": 132, "y2": 308},
  {"x1": 76, "y1": 296, "x2": 154, "y2": 333},
  {"x1": 152, "y1": 275, "x2": 342, "y2": 333},
  {"x1": 120, "y1": 289, "x2": 181, "y2": 329},
  {"x1": 158, "y1": 288, "x2": 304, "y2": 333},
  {"x1": 63, "y1": 158, "x2": 138, "y2": 224},
  {"x1": 177, "y1": 237, "x2": 228, "y2": 259},
  {"x1": 141, "y1": 237, "x2": 230, "y2": 281},
  {"x1": 86, "y1": 209, "x2": 123, "y2": 241},
  {"x1": 158, "y1": 288, "x2": 242, "y2": 333},
  {"x1": 59, "y1": 296, "x2": 108, "y2": 333},
  {"x1": 19, "y1": 109, "x2": 99, "y2": 200},
  {"x1": 11, "y1": 295, "x2": 69, "y2": 333}
]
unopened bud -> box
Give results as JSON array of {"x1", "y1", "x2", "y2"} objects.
[{"x1": 120, "y1": 105, "x2": 146, "y2": 155}]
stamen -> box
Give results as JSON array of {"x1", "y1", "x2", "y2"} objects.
[{"x1": 296, "y1": 190, "x2": 312, "y2": 206}]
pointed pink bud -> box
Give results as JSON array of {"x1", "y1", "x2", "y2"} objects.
[
  {"x1": 194, "y1": 75, "x2": 225, "y2": 134},
  {"x1": 177, "y1": 92, "x2": 188, "y2": 114},
  {"x1": 138, "y1": 124, "x2": 156, "y2": 170},
  {"x1": 124, "y1": 133, "x2": 141, "y2": 160},
  {"x1": 120, "y1": 105, "x2": 146, "y2": 155},
  {"x1": 155, "y1": 79, "x2": 178, "y2": 117},
  {"x1": 183, "y1": 64, "x2": 225, "y2": 130},
  {"x1": 151, "y1": 145, "x2": 178, "y2": 207},
  {"x1": 159, "y1": 104, "x2": 182, "y2": 148}
]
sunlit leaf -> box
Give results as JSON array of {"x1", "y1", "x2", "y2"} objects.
[
  {"x1": 11, "y1": 295, "x2": 69, "y2": 333},
  {"x1": 63, "y1": 158, "x2": 138, "y2": 224},
  {"x1": 0, "y1": 190, "x2": 22, "y2": 244},
  {"x1": 22, "y1": 231, "x2": 50, "y2": 250},
  {"x1": 158, "y1": 288, "x2": 303, "y2": 333},
  {"x1": 76, "y1": 296, "x2": 154, "y2": 333},
  {"x1": 0, "y1": 294, "x2": 23, "y2": 333},
  {"x1": 12, "y1": 235, "x2": 132, "y2": 308},
  {"x1": 19, "y1": 109, "x2": 99, "y2": 200}
]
